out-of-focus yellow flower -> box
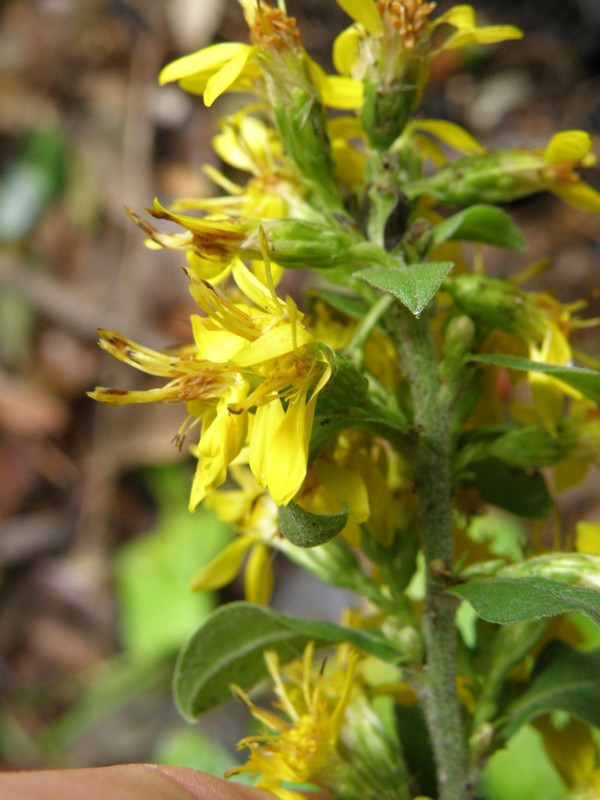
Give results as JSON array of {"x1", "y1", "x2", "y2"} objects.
[
  {"x1": 227, "y1": 642, "x2": 360, "y2": 799},
  {"x1": 335, "y1": 0, "x2": 522, "y2": 54},
  {"x1": 191, "y1": 466, "x2": 278, "y2": 604},
  {"x1": 89, "y1": 260, "x2": 332, "y2": 509},
  {"x1": 534, "y1": 716, "x2": 600, "y2": 795},
  {"x1": 298, "y1": 428, "x2": 411, "y2": 550},
  {"x1": 432, "y1": 4, "x2": 523, "y2": 51},
  {"x1": 527, "y1": 320, "x2": 581, "y2": 435},
  {"x1": 333, "y1": 1, "x2": 521, "y2": 147},
  {"x1": 160, "y1": 0, "x2": 361, "y2": 111},
  {"x1": 128, "y1": 200, "x2": 253, "y2": 263},
  {"x1": 541, "y1": 130, "x2": 600, "y2": 213},
  {"x1": 449, "y1": 274, "x2": 599, "y2": 433}
]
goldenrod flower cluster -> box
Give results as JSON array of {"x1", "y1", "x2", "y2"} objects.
[{"x1": 89, "y1": 2, "x2": 600, "y2": 798}]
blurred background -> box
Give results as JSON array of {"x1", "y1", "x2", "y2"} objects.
[{"x1": 0, "y1": 0, "x2": 599, "y2": 779}]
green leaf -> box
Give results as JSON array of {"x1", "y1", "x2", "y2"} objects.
[
  {"x1": 174, "y1": 602, "x2": 400, "y2": 719},
  {"x1": 463, "y1": 457, "x2": 552, "y2": 518},
  {"x1": 449, "y1": 576, "x2": 600, "y2": 627},
  {"x1": 279, "y1": 500, "x2": 349, "y2": 547},
  {"x1": 501, "y1": 642, "x2": 600, "y2": 740},
  {"x1": 431, "y1": 205, "x2": 525, "y2": 251},
  {"x1": 471, "y1": 354, "x2": 600, "y2": 406},
  {"x1": 312, "y1": 288, "x2": 370, "y2": 320},
  {"x1": 355, "y1": 261, "x2": 454, "y2": 316},
  {"x1": 480, "y1": 725, "x2": 566, "y2": 800}
]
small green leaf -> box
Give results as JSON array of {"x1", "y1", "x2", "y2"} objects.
[
  {"x1": 279, "y1": 501, "x2": 349, "y2": 547},
  {"x1": 355, "y1": 261, "x2": 454, "y2": 316},
  {"x1": 463, "y1": 457, "x2": 552, "y2": 518},
  {"x1": 431, "y1": 205, "x2": 525, "y2": 251},
  {"x1": 471, "y1": 354, "x2": 600, "y2": 406},
  {"x1": 449, "y1": 576, "x2": 600, "y2": 627},
  {"x1": 501, "y1": 641, "x2": 600, "y2": 740},
  {"x1": 311, "y1": 289, "x2": 370, "y2": 320},
  {"x1": 174, "y1": 602, "x2": 400, "y2": 719}
]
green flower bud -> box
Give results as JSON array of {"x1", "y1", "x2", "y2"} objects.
[
  {"x1": 443, "y1": 315, "x2": 477, "y2": 362},
  {"x1": 263, "y1": 218, "x2": 361, "y2": 269},
  {"x1": 444, "y1": 274, "x2": 532, "y2": 336},
  {"x1": 335, "y1": 695, "x2": 410, "y2": 800},
  {"x1": 499, "y1": 553, "x2": 600, "y2": 589}
]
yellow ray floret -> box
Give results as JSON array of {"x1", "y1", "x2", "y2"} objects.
[{"x1": 89, "y1": 260, "x2": 332, "y2": 509}]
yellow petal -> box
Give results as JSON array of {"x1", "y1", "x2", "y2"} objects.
[
  {"x1": 191, "y1": 316, "x2": 245, "y2": 361},
  {"x1": 333, "y1": 26, "x2": 362, "y2": 76},
  {"x1": 410, "y1": 119, "x2": 485, "y2": 156},
  {"x1": 232, "y1": 258, "x2": 279, "y2": 312},
  {"x1": 327, "y1": 116, "x2": 364, "y2": 139},
  {"x1": 159, "y1": 42, "x2": 251, "y2": 85},
  {"x1": 435, "y1": 5, "x2": 476, "y2": 29},
  {"x1": 231, "y1": 324, "x2": 314, "y2": 367},
  {"x1": 320, "y1": 75, "x2": 363, "y2": 110},
  {"x1": 204, "y1": 47, "x2": 254, "y2": 107},
  {"x1": 189, "y1": 536, "x2": 253, "y2": 591},
  {"x1": 533, "y1": 716, "x2": 599, "y2": 790},
  {"x1": 544, "y1": 130, "x2": 592, "y2": 164},
  {"x1": 529, "y1": 373, "x2": 564, "y2": 435},
  {"x1": 435, "y1": 7, "x2": 523, "y2": 49},
  {"x1": 308, "y1": 60, "x2": 363, "y2": 109},
  {"x1": 318, "y1": 462, "x2": 369, "y2": 522},
  {"x1": 332, "y1": 139, "x2": 365, "y2": 187},
  {"x1": 576, "y1": 521, "x2": 600, "y2": 555},
  {"x1": 187, "y1": 251, "x2": 233, "y2": 283},
  {"x1": 204, "y1": 488, "x2": 253, "y2": 523},
  {"x1": 244, "y1": 543, "x2": 274, "y2": 604},
  {"x1": 250, "y1": 400, "x2": 285, "y2": 490},
  {"x1": 443, "y1": 24, "x2": 523, "y2": 50},
  {"x1": 190, "y1": 403, "x2": 247, "y2": 510},
  {"x1": 265, "y1": 397, "x2": 311, "y2": 506},
  {"x1": 335, "y1": 0, "x2": 383, "y2": 35},
  {"x1": 551, "y1": 181, "x2": 600, "y2": 214}
]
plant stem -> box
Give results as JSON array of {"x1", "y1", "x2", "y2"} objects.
[{"x1": 387, "y1": 301, "x2": 469, "y2": 800}]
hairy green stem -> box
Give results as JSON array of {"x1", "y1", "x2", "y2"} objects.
[{"x1": 387, "y1": 301, "x2": 469, "y2": 800}]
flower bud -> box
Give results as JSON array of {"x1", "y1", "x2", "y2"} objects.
[
  {"x1": 444, "y1": 275, "x2": 531, "y2": 336},
  {"x1": 499, "y1": 553, "x2": 600, "y2": 590}
]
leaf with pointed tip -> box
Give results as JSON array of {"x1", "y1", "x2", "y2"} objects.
[
  {"x1": 471, "y1": 354, "x2": 600, "y2": 406},
  {"x1": 355, "y1": 261, "x2": 454, "y2": 316},
  {"x1": 431, "y1": 205, "x2": 525, "y2": 250},
  {"x1": 279, "y1": 501, "x2": 349, "y2": 547},
  {"x1": 174, "y1": 602, "x2": 400, "y2": 719},
  {"x1": 449, "y1": 576, "x2": 600, "y2": 627}
]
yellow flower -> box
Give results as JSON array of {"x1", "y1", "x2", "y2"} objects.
[
  {"x1": 89, "y1": 260, "x2": 332, "y2": 509},
  {"x1": 406, "y1": 130, "x2": 600, "y2": 212},
  {"x1": 191, "y1": 466, "x2": 278, "y2": 604},
  {"x1": 227, "y1": 642, "x2": 359, "y2": 799},
  {"x1": 159, "y1": 41, "x2": 261, "y2": 107},
  {"x1": 333, "y1": 1, "x2": 522, "y2": 79},
  {"x1": 534, "y1": 716, "x2": 600, "y2": 795},
  {"x1": 299, "y1": 429, "x2": 409, "y2": 550},
  {"x1": 159, "y1": 0, "x2": 361, "y2": 111},
  {"x1": 541, "y1": 130, "x2": 600, "y2": 213}
]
